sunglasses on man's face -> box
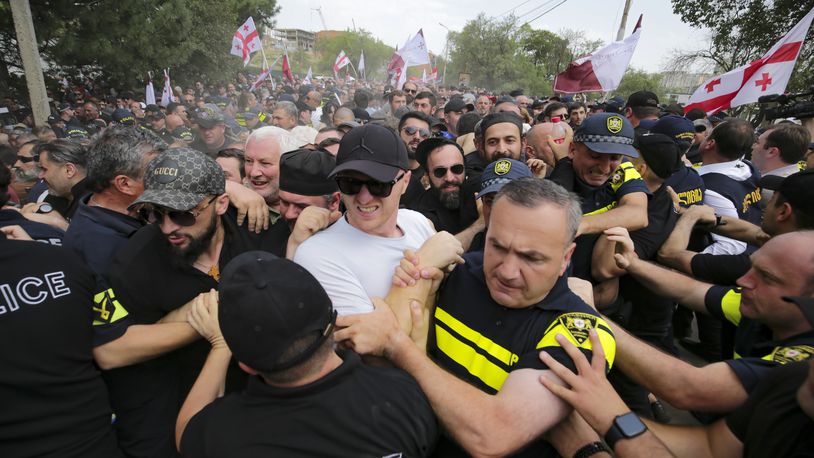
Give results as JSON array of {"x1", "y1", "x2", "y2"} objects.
[
  {"x1": 432, "y1": 164, "x2": 465, "y2": 178},
  {"x1": 16, "y1": 155, "x2": 36, "y2": 163},
  {"x1": 138, "y1": 196, "x2": 217, "y2": 227},
  {"x1": 404, "y1": 89, "x2": 417, "y2": 94},
  {"x1": 336, "y1": 174, "x2": 404, "y2": 198},
  {"x1": 401, "y1": 126, "x2": 430, "y2": 138}
]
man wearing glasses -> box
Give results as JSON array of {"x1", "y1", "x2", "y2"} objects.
[
  {"x1": 398, "y1": 111, "x2": 433, "y2": 207},
  {"x1": 294, "y1": 123, "x2": 437, "y2": 316},
  {"x1": 99, "y1": 148, "x2": 286, "y2": 458}
]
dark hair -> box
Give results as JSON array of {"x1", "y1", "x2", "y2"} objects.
[
  {"x1": 217, "y1": 148, "x2": 246, "y2": 179},
  {"x1": 353, "y1": 89, "x2": 370, "y2": 109},
  {"x1": 35, "y1": 139, "x2": 87, "y2": 169},
  {"x1": 86, "y1": 125, "x2": 167, "y2": 192},
  {"x1": 765, "y1": 124, "x2": 810, "y2": 164},
  {"x1": 457, "y1": 112, "x2": 482, "y2": 136},
  {"x1": 414, "y1": 91, "x2": 437, "y2": 106},
  {"x1": 685, "y1": 108, "x2": 706, "y2": 121},
  {"x1": 568, "y1": 101, "x2": 586, "y2": 113},
  {"x1": 776, "y1": 193, "x2": 814, "y2": 230},
  {"x1": 630, "y1": 106, "x2": 660, "y2": 120},
  {"x1": 544, "y1": 102, "x2": 567, "y2": 119},
  {"x1": 708, "y1": 118, "x2": 754, "y2": 160},
  {"x1": 0, "y1": 164, "x2": 11, "y2": 207},
  {"x1": 398, "y1": 111, "x2": 431, "y2": 131},
  {"x1": 388, "y1": 90, "x2": 406, "y2": 102},
  {"x1": 494, "y1": 177, "x2": 582, "y2": 243}
]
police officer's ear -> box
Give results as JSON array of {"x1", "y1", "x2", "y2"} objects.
[
  {"x1": 215, "y1": 193, "x2": 230, "y2": 215},
  {"x1": 113, "y1": 174, "x2": 141, "y2": 197}
]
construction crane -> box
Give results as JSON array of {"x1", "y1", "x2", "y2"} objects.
[{"x1": 312, "y1": 7, "x2": 327, "y2": 31}]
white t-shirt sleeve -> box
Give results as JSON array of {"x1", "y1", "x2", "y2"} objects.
[
  {"x1": 701, "y1": 189, "x2": 747, "y2": 255},
  {"x1": 293, "y1": 238, "x2": 374, "y2": 315}
]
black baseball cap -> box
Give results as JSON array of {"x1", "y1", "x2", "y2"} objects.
[
  {"x1": 444, "y1": 96, "x2": 468, "y2": 113},
  {"x1": 195, "y1": 106, "x2": 225, "y2": 129},
  {"x1": 129, "y1": 147, "x2": 225, "y2": 211},
  {"x1": 171, "y1": 126, "x2": 194, "y2": 143},
  {"x1": 759, "y1": 169, "x2": 814, "y2": 219},
  {"x1": 112, "y1": 108, "x2": 135, "y2": 126},
  {"x1": 650, "y1": 114, "x2": 695, "y2": 150},
  {"x1": 783, "y1": 296, "x2": 814, "y2": 328},
  {"x1": 634, "y1": 133, "x2": 681, "y2": 179},
  {"x1": 626, "y1": 91, "x2": 660, "y2": 108},
  {"x1": 279, "y1": 148, "x2": 338, "y2": 196},
  {"x1": 330, "y1": 123, "x2": 409, "y2": 182},
  {"x1": 573, "y1": 113, "x2": 637, "y2": 156},
  {"x1": 415, "y1": 137, "x2": 464, "y2": 172},
  {"x1": 218, "y1": 251, "x2": 337, "y2": 373}
]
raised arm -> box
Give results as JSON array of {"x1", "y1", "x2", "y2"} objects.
[{"x1": 579, "y1": 192, "x2": 649, "y2": 236}]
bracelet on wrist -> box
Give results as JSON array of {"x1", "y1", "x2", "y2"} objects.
[{"x1": 573, "y1": 441, "x2": 611, "y2": 458}]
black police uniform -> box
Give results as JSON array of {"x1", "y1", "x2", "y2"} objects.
[
  {"x1": 705, "y1": 286, "x2": 814, "y2": 391},
  {"x1": 690, "y1": 252, "x2": 752, "y2": 285},
  {"x1": 725, "y1": 361, "x2": 814, "y2": 458},
  {"x1": 0, "y1": 208, "x2": 64, "y2": 245},
  {"x1": 428, "y1": 251, "x2": 616, "y2": 457},
  {"x1": 550, "y1": 159, "x2": 650, "y2": 280},
  {"x1": 407, "y1": 185, "x2": 478, "y2": 234},
  {"x1": 181, "y1": 351, "x2": 439, "y2": 457},
  {"x1": 99, "y1": 207, "x2": 289, "y2": 458},
  {"x1": 0, "y1": 236, "x2": 123, "y2": 458}
]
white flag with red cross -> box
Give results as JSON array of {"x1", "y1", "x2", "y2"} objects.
[
  {"x1": 231, "y1": 17, "x2": 262, "y2": 66},
  {"x1": 333, "y1": 50, "x2": 350, "y2": 76},
  {"x1": 685, "y1": 7, "x2": 814, "y2": 114}
]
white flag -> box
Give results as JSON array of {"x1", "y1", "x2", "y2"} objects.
[
  {"x1": 303, "y1": 66, "x2": 313, "y2": 85},
  {"x1": 685, "y1": 6, "x2": 814, "y2": 114},
  {"x1": 399, "y1": 30, "x2": 431, "y2": 67},
  {"x1": 358, "y1": 51, "x2": 366, "y2": 79},
  {"x1": 231, "y1": 17, "x2": 262, "y2": 66},
  {"x1": 160, "y1": 69, "x2": 173, "y2": 107},
  {"x1": 145, "y1": 72, "x2": 156, "y2": 105}
]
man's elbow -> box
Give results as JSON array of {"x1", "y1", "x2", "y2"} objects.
[
  {"x1": 93, "y1": 344, "x2": 126, "y2": 370},
  {"x1": 627, "y1": 210, "x2": 648, "y2": 231}
]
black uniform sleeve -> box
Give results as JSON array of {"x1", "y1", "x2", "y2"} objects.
[
  {"x1": 179, "y1": 405, "x2": 211, "y2": 458},
  {"x1": 691, "y1": 253, "x2": 751, "y2": 285},
  {"x1": 704, "y1": 286, "x2": 742, "y2": 326},
  {"x1": 548, "y1": 157, "x2": 576, "y2": 191},
  {"x1": 516, "y1": 311, "x2": 616, "y2": 374},
  {"x1": 724, "y1": 358, "x2": 781, "y2": 392}
]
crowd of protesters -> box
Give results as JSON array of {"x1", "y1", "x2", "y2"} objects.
[{"x1": 2, "y1": 63, "x2": 814, "y2": 458}]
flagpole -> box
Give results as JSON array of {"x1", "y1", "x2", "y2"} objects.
[{"x1": 348, "y1": 61, "x2": 359, "y2": 78}]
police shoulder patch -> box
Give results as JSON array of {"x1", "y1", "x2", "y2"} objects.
[
  {"x1": 772, "y1": 345, "x2": 814, "y2": 364},
  {"x1": 607, "y1": 115, "x2": 624, "y2": 134},
  {"x1": 93, "y1": 288, "x2": 129, "y2": 326},
  {"x1": 494, "y1": 159, "x2": 512, "y2": 175},
  {"x1": 558, "y1": 312, "x2": 598, "y2": 344}
]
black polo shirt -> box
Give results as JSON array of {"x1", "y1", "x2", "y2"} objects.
[
  {"x1": 44, "y1": 177, "x2": 91, "y2": 220},
  {"x1": 402, "y1": 166, "x2": 427, "y2": 208},
  {"x1": 726, "y1": 361, "x2": 814, "y2": 457},
  {"x1": 102, "y1": 207, "x2": 289, "y2": 458},
  {"x1": 407, "y1": 186, "x2": 478, "y2": 234},
  {"x1": 181, "y1": 351, "x2": 438, "y2": 457},
  {"x1": 550, "y1": 158, "x2": 650, "y2": 280},
  {"x1": 691, "y1": 253, "x2": 751, "y2": 285},
  {"x1": 0, "y1": 208, "x2": 64, "y2": 245},
  {"x1": 705, "y1": 286, "x2": 814, "y2": 392},
  {"x1": 428, "y1": 251, "x2": 616, "y2": 457},
  {"x1": 0, "y1": 237, "x2": 122, "y2": 458}
]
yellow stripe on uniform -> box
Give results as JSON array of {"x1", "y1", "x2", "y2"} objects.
[
  {"x1": 92, "y1": 288, "x2": 129, "y2": 326},
  {"x1": 610, "y1": 161, "x2": 642, "y2": 193},
  {"x1": 435, "y1": 308, "x2": 519, "y2": 366},
  {"x1": 537, "y1": 313, "x2": 616, "y2": 368},
  {"x1": 435, "y1": 325, "x2": 510, "y2": 391},
  {"x1": 720, "y1": 289, "x2": 742, "y2": 326}
]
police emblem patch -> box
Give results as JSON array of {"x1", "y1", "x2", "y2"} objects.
[
  {"x1": 607, "y1": 115, "x2": 624, "y2": 134},
  {"x1": 772, "y1": 345, "x2": 814, "y2": 364},
  {"x1": 558, "y1": 312, "x2": 598, "y2": 344},
  {"x1": 494, "y1": 159, "x2": 512, "y2": 175},
  {"x1": 611, "y1": 171, "x2": 623, "y2": 185}
]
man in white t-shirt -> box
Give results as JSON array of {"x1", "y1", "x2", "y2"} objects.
[{"x1": 294, "y1": 124, "x2": 436, "y2": 315}]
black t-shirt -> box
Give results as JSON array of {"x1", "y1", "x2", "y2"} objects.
[
  {"x1": 407, "y1": 186, "x2": 478, "y2": 234},
  {"x1": 0, "y1": 208, "x2": 65, "y2": 245},
  {"x1": 691, "y1": 253, "x2": 751, "y2": 285},
  {"x1": 429, "y1": 251, "x2": 616, "y2": 457},
  {"x1": 726, "y1": 361, "x2": 814, "y2": 458},
  {"x1": 103, "y1": 208, "x2": 288, "y2": 458},
  {"x1": 402, "y1": 166, "x2": 426, "y2": 208},
  {"x1": 181, "y1": 351, "x2": 438, "y2": 458},
  {"x1": 0, "y1": 237, "x2": 122, "y2": 458}
]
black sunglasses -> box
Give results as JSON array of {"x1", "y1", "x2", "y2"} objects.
[
  {"x1": 404, "y1": 89, "x2": 417, "y2": 94},
  {"x1": 401, "y1": 126, "x2": 430, "y2": 138},
  {"x1": 336, "y1": 174, "x2": 404, "y2": 198},
  {"x1": 432, "y1": 164, "x2": 465, "y2": 178},
  {"x1": 139, "y1": 196, "x2": 217, "y2": 227},
  {"x1": 16, "y1": 155, "x2": 36, "y2": 163}
]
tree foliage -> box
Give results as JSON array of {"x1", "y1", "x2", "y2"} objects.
[
  {"x1": 0, "y1": 0, "x2": 279, "y2": 95},
  {"x1": 669, "y1": 0, "x2": 814, "y2": 92},
  {"x1": 311, "y1": 29, "x2": 394, "y2": 80}
]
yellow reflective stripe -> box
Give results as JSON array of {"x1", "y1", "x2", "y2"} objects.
[
  {"x1": 435, "y1": 325, "x2": 508, "y2": 391},
  {"x1": 92, "y1": 288, "x2": 129, "y2": 326},
  {"x1": 610, "y1": 162, "x2": 642, "y2": 192},
  {"x1": 537, "y1": 320, "x2": 616, "y2": 368},
  {"x1": 583, "y1": 202, "x2": 618, "y2": 216},
  {"x1": 434, "y1": 307, "x2": 518, "y2": 366},
  {"x1": 721, "y1": 289, "x2": 742, "y2": 326}
]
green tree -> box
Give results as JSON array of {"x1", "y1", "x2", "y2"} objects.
[
  {"x1": 446, "y1": 13, "x2": 521, "y2": 91},
  {"x1": 670, "y1": 0, "x2": 814, "y2": 92},
  {"x1": 610, "y1": 68, "x2": 666, "y2": 100},
  {"x1": 313, "y1": 29, "x2": 394, "y2": 80},
  {"x1": 0, "y1": 0, "x2": 279, "y2": 95}
]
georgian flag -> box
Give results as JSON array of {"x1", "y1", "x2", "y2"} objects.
[
  {"x1": 160, "y1": 69, "x2": 173, "y2": 107},
  {"x1": 333, "y1": 50, "x2": 350, "y2": 76},
  {"x1": 685, "y1": 6, "x2": 814, "y2": 114},
  {"x1": 554, "y1": 15, "x2": 642, "y2": 94},
  {"x1": 231, "y1": 17, "x2": 262, "y2": 66},
  {"x1": 282, "y1": 47, "x2": 294, "y2": 83}
]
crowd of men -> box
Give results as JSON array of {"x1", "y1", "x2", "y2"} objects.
[{"x1": 2, "y1": 65, "x2": 814, "y2": 458}]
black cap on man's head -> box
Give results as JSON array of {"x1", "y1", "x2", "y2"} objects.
[
  {"x1": 415, "y1": 137, "x2": 464, "y2": 172},
  {"x1": 330, "y1": 124, "x2": 409, "y2": 182},
  {"x1": 626, "y1": 91, "x2": 660, "y2": 109},
  {"x1": 634, "y1": 133, "x2": 681, "y2": 179},
  {"x1": 480, "y1": 112, "x2": 523, "y2": 139},
  {"x1": 280, "y1": 148, "x2": 338, "y2": 196},
  {"x1": 759, "y1": 169, "x2": 814, "y2": 219},
  {"x1": 219, "y1": 252, "x2": 337, "y2": 373}
]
